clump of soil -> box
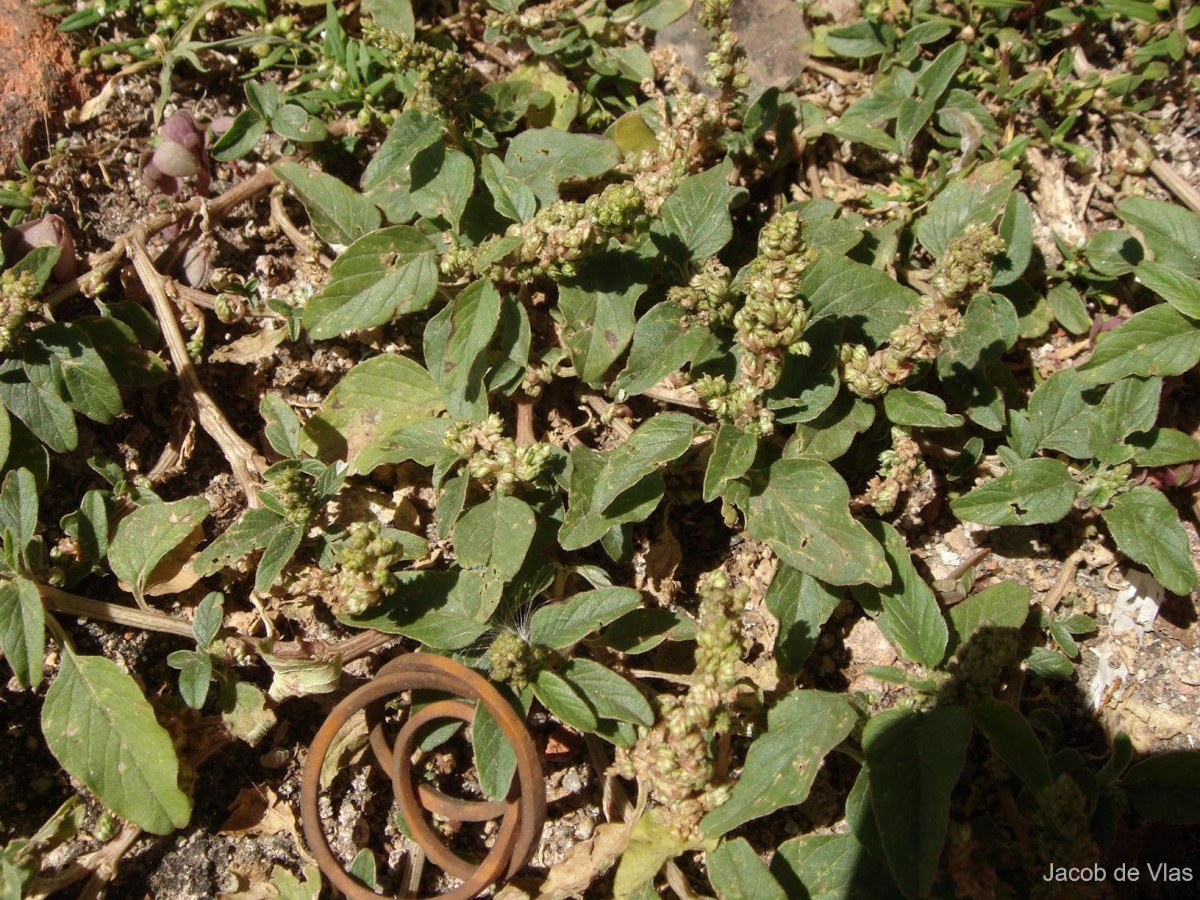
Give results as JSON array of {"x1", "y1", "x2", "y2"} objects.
[{"x1": 0, "y1": 0, "x2": 81, "y2": 174}]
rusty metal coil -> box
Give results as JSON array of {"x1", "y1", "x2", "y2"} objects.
[{"x1": 300, "y1": 653, "x2": 546, "y2": 899}]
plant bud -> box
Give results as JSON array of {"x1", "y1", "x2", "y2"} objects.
[{"x1": 2, "y1": 214, "x2": 78, "y2": 281}]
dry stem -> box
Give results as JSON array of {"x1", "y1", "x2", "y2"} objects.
[{"x1": 129, "y1": 235, "x2": 265, "y2": 507}]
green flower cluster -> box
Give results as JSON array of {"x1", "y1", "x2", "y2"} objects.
[
  {"x1": 267, "y1": 464, "x2": 319, "y2": 526},
  {"x1": 696, "y1": 0, "x2": 750, "y2": 100},
  {"x1": 842, "y1": 223, "x2": 1006, "y2": 398},
  {"x1": 479, "y1": 182, "x2": 647, "y2": 281},
  {"x1": 861, "y1": 428, "x2": 926, "y2": 514},
  {"x1": 616, "y1": 570, "x2": 746, "y2": 839},
  {"x1": 0, "y1": 269, "x2": 42, "y2": 354},
  {"x1": 942, "y1": 626, "x2": 1023, "y2": 706},
  {"x1": 733, "y1": 211, "x2": 815, "y2": 358},
  {"x1": 1079, "y1": 463, "x2": 1133, "y2": 508},
  {"x1": 933, "y1": 223, "x2": 1008, "y2": 302},
  {"x1": 334, "y1": 521, "x2": 405, "y2": 615},
  {"x1": 486, "y1": 632, "x2": 550, "y2": 693},
  {"x1": 366, "y1": 21, "x2": 471, "y2": 112},
  {"x1": 443, "y1": 414, "x2": 554, "y2": 493},
  {"x1": 670, "y1": 258, "x2": 735, "y2": 328},
  {"x1": 1029, "y1": 774, "x2": 1101, "y2": 888},
  {"x1": 694, "y1": 374, "x2": 774, "y2": 436},
  {"x1": 139, "y1": 0, "x2": 199, "y2": 33}
]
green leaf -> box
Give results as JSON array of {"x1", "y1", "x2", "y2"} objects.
[
  {"x1": 703, "y1": 425, "x2": 758, "y2": 503},
  {"x1": 593, "y1": 413, "x2": 696, "y2": 512},
  {"x1": 914, "y1": 161, "x2": 1019, "y2": 259},
  {"x1": 771, "y1": 833, "x2": 900, "y2": 900},
  {"x1": 615, "y1": 812, "x2": 709, "y2": 900},
  {"x1": 559, "y1": 446, "x2": 666, "y2": 551},
  {"x1": 863, "y1": 706, "x2": 971, "y2": 898},
  {"x1": 342, "y1": 569, "x2": 502, "y2": 648},
  {"x1": 786, "y1": 393, "x2": 874, "y2": 462},
  {"x1": 274, "y1": 162, "x2": 381, "y2": 246},
  {"x1": 0, "y1": 404, "x2": 10, "y2": 471},
  {"x1": 503, "y1": 129, "x2": 619, "y2": 205},
  {"x1": 993, "y1": 193, "x2": 1033, "y2": 287},
  {"x1": 655, "y1": 160, "x2": 736, "y2": 261},
  {"x1": 301, "y1": 355, "x2": 443, "y2": 469},
  {"x1": 1135, "y1": 260, "x2": 1200, "y2": 319},
  {"x1": 852, "y1": 522, "x2": 948, "y2": 669},
  {"x1": 0, "y1": 467, "x2": 38, "y2": 550},
  {"x1": 765, "y1": 565, "x2": 842, "y2": 675},
  {"x1": 0, "y1": 576, "x2": 43, "y2": 688},
  {"x1": 1046, "y1": 283, "x2": 1091, "y2": 335},
  {"x1": 0, "y1": 360, "x2": 78, "y2": 452},
  {"x1": 1116, "y1": 197, "x2": 1200, "y2": 277},
  {"x1": 1085, "y1": 229, "x2": 1143, "y2": 277},
  {"x1": 210, "y1": 109, "x2": 266, "y2": 161},
  {"x1": 1101, "y1": 486, "x2": 1198, "y2": 594},
  {"x1": 896, "y1": 43, "x2": 965, "y2": 152},
  {"x1": 167, "y1": 649, "x2": 212, "y2": 709},
  {"x1": 707, "y1": 838, "x2": 786, "y2": 900},
  {"x1": 480, "y1": 154, "x2": 536, "y2": 223},
  {"x1": 1027, "y1": 371, "x2": 1160, "y2": 461},
  {"x1": 528, "y1": 586, "x2": 642, "y2": 648},
  {"x1": 936, "y1": 293, "x2": 1018, "y2": 431},
  {"x1": 193, "y1": 591, "x2": 224, "y2": 647},
  {"x1": 803, "y1": 252, "x2": 919, "y2": 345},
  {"x1": 883, "y1": 389, "x2": 964, "y2": 429},
  {"x1": 410, "y1": 144, "x2": 474, "y2": 229},
  {"x1": 260, "y1": 393, "x2": 302, "y2": 458},
  {"x1": 454, "y1": 493, "x2": 536, "y2": 581},
  {"x1": 1121, "y1": 752, "x2": 1200, "y2": 824},
  {"x1": 947, "y1": 581, "x2": 1030, "y2": 652},
  {"x1": 1077, "y1": 305, "x2": 1200, "y2": 385},
  {"x1": 558, "y1": 253, "x2": 648, "y2": 384},
  {"x1": 438, "y1": 279, "x2": 503, "y2": 420},
  {"x1": 473, "y1": 688, "x2": 524, "y2": 801},
  {"x1": 271, "y1": 104, "x2": 327, "y2": 143},
  {"x1": 360, "y1": 108, "x2": 443, "y2": 218},
  {"x1": 702, "y1": 691, "x2": 857, "y2": 836},
  {"x1": 435, "y1": 472, "x2": 469, "y2": 539},
  {"x1": 745, "y1": 458, "x2": 889, "y2": 587},
  {"x1": 108, "y1": 498, "x2": 210, "y2": 603},
  {"x1": 302, "y1": 226, "x2": 438, "y2": 339},
  {"x1": 1023, "y1": 646, "x2": 1074, "y2": 679},
  {"x1": 612, "y1": 302, "x2": 713, "y2": 396},
  {"x1": 826, "y1": 21, "x2": 890, "y2": 58},
  {"x1": 194, "y1": 507, "x2": 284, "y2": 575},
  {"x1": 255, "y1": 521, "x2": 304, "y2": 593},
  {"x1": 42, "y1": 649, "x2": 191, "y2": 834},
  {"x1": 561, "y1": 657, "x2": 654, "y2": 726},
  {"x1": 1127, "y1": 427, "x2": 1200, "y2": 466},
  {"x1": 599, "y1": 607, "x2": 694, "y2": 655},
  {"x1": 973, "y1": 699, "x2": 1052, "y2": 792},
  {"x1": 1025, "y1": 369, "x2": 1096, "y2": 459},
  {"x1": 23, "y1": 325, "x2": 122, "y2": 425},
  {"x1": 363, "y1": 0, "x2": 415, "y2": 37},
  {"x1": 951, "y1": 458, "x2": 1076, "y2": 526},
  {"x1": 533, "y1": 667, "x2": 597, "y2": 731}
]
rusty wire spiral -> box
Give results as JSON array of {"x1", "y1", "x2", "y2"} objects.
[{"x1": 300, "y1": 654, "x2": 546, "y2": 899}]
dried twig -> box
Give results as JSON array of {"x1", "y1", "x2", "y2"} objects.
[
  {"x1": 128, "y1": 235, "x2": 265, "y2": 507},
  {"x1": 583, "y1": 393, "x2": 634, "y2": 440},
  {"x1": 515, "y1": 393, "x2": 537, "y2": 446},
  {"x1": 270, "y1": 190, "x2": 333, "y2": 267},
  {"x1": 40, "y1": 583, "x2": 395, "y2": 663},
  {"x1": 1042, "y1": 546, "x2": 1086, "y2": 612}
]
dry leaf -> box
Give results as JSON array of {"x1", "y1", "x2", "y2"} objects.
[
  {"x1": 210, "y1": 324, "x2": 288, "y2": 364},
  {"x1": 538, "y1": 821, "x2": 636, "y2": 900}
]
